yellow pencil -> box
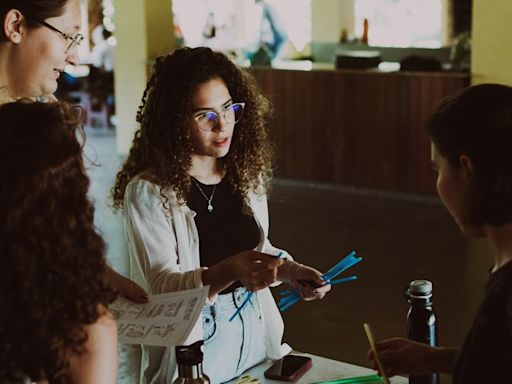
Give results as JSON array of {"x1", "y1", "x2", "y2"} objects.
[{"x1": 363, "y1": 323, "x2": 390, "y2": 384}]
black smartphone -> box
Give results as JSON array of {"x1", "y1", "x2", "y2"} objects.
[{"x1": 263, "y1": 354, "x2": 312, "y2": 381}]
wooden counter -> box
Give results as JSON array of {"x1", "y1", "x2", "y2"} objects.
[{"x1": 251, "y1": 67, "x2": 469, "y2": 194}]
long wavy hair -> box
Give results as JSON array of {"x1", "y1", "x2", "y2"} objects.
[
  {"x1": 0, "y1": 101, "x2": 116, "y2": 383},
  {"x1": 112, "y1": 47, "x2": 273, "y2": 212}
]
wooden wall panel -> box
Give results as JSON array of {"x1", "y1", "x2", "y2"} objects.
[{"x1": 250, "y1": 68, "x2": 468, "y2": 194}]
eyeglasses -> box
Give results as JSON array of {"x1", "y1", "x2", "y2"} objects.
[
  {"x1": 35, "y1": 19, "x2": 84, "y2": 53},
  {"x1": 193, "y1": 102, "x2": 245, "y2": 132}
]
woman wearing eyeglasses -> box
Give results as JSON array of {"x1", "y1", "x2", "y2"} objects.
[
  {"x1": 0, "y1": 0, "x2": 148, "y2": 303},
  {"x1": 0, "y1": 0, "x2": 83, "y2": 103},
  {"x1": 111, "y1": 46, "x2": 331, "y2": 384}
]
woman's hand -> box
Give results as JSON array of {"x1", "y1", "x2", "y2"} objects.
[
  {"x1": 105, "y1": 267, "x2": 148, "y2": 303},
  {"x1": 368, "y1": 337, "x2": 457, "y2": 377},
  {"x1": 278, "y1": 261, "x2": 331, "y2": 301},
  {"x1": 228, "y1": 250, "x2": 282, "y2": 291},
  {"x1": 203, "y1": 250, "x2": 282, "y2": 298}
]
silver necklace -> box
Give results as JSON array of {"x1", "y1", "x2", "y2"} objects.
[{"x1": 192, "y1": 179, "x2": 217, "y2": 213}]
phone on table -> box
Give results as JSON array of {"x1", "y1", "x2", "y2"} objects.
[{"x1": 263, "y1": 354, "x2": 312, "y2": 381}]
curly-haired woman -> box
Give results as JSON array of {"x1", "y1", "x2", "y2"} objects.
[
  {"x1": 0, "y1": 101, "x2": 117, "y2": 383},
  {"x1": 112, "y1": 46, "x2": 331, "y2": 383},
  {"x1": 1, "y1": 0, "x2": 148, "y2": 303}
]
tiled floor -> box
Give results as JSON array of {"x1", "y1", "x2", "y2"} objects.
[{"x1": 86, "y1": 130, "x2": 492, "y2": 384}]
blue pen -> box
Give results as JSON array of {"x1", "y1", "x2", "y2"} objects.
[
  {"x1": 323, "y1": 251, "x2": 359, "y2": 280},
  {"x1": 229, "y1": 250, "x2": 284, "y2": 321},
  {"x1": 278, "y1": 276, "x2": 358, "y2": 312},
  {"x1": 323, "y1": 256, "x2": 362, "y2": 281},
  {"x1": 277, "y1": 251, "x2": 361, "y2": 312},
  {"x1": 326, "y1": 275, "x2": 358, "y2": 285},
  {"x1": 278, "y1": 295, "x2": 300, "y2": 312}
]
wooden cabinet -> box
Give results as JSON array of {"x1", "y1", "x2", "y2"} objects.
[{"x1": 251, "y1": 68, "x2": 469, "y2": 194}]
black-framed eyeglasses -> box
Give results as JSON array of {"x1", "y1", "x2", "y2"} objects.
[
  {"x1": 35, "y1": 19, "x2": 84, "y2": 53},
  {"x1": 193, "y1": 102, "x2": 245, "y2": 132}
]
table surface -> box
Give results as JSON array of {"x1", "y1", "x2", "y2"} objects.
[{"x1": 227, "y1": 352, "x2": 408, "y2": 383}]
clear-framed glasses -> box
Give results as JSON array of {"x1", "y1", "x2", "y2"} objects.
[
  {"x1": 193, "y1": 102, "x2": 245, "y2": 132},
  {"x1": 35, "y1": 19, "x2": 85, "y2": 53}
]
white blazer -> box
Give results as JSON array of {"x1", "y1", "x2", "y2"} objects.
[{"x1": 123, "y1": 177, "x2": 292, "y2": 384}]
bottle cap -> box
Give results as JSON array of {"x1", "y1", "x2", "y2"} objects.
[
  {"x1": 409, "y1": 280, "x2": 432, "y2": 297},
  {"x1": 175, "y1": 340, "x2": 204, "y2": 366}
]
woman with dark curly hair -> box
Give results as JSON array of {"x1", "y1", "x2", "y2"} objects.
[
  {"x1": 0, "y1": 0, "x2": 148, "y2": 303},
  {"x1": 111, "y1": 46, "x2": 331, "y2": 383},
  {"x1": 0, "y1": 101, "x2": 118, "y2": 383},
  {"x1": 368, "y1": 84, "x2": 512, "y2": 383}
]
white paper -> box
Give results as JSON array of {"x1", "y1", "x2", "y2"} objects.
[{"x1": 110, "y1": 286, "x2": 208, "y2": 347}]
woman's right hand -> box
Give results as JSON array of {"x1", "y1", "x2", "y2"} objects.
[
  {"x1": 368, "y1": 337, "x2": 458, "y2": 376},
  {"x1": 227, "y1": 250, "x2": 282, "y2": 291},
  {"x1": 202, "y1": 251, "x2": 282, "y2": 298},
  {"x1": 368, "y1": 338, "x2": 434, "y2": 377},
  {"x1": 368, "y1": 337, "x2": 455, "y2": 377}
]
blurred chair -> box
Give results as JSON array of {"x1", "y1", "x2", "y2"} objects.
[
  {"x1": 80, "y1": 91, "x2": 110, "y2": 129},
  {"x1": 83, "y1": 65, "x2": 114, "y2": 129}
]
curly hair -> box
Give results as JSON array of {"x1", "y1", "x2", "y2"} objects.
[
  {"x1": 427, "y1": 83, "x2": 512, "y2": 226},
  {"x1": 112, "y1": 47, "x2": 274, "y2": 212},
  {"x1": 0, "y1": 101, "x2": 116, "y2": 383}
]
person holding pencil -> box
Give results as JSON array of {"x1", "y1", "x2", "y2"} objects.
[
  {"x1": 367, "y1": 83, "x2": 512, "y2": 383},
  {"x1": 111, "y1": 46, "x2": 331, "y2": 384}
]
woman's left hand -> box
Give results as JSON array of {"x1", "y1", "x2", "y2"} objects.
[{"x1": 280, "y1": 261, "x2": 331, "y2": 301}]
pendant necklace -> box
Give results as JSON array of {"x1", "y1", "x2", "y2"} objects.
[{"x1": 192, "y1": 178, "x2": 217, "y2": 213}]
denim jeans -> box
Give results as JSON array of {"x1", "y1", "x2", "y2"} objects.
[{"x1": 202, "y1": 287, "x2": 267, "y2": 383}]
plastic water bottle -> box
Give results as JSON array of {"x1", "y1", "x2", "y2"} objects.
[
  {"x1": 406, "y1": 280, "x2": 439, "y2": 384},
  {"x1": 173, "y1": 340, "x2": 210, "y2": 384}
]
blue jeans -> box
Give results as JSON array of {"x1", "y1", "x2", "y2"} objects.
[{"x1": 202, "y1": 287, "x2": 267, "y2": 383}]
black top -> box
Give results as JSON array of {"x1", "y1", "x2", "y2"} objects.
[
  {"x1": 452, "y1": 261, "x2": 512, "y2": 383},
  {"x1": 187, "y1": 177, "x2": 260, "y2": 293}
]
